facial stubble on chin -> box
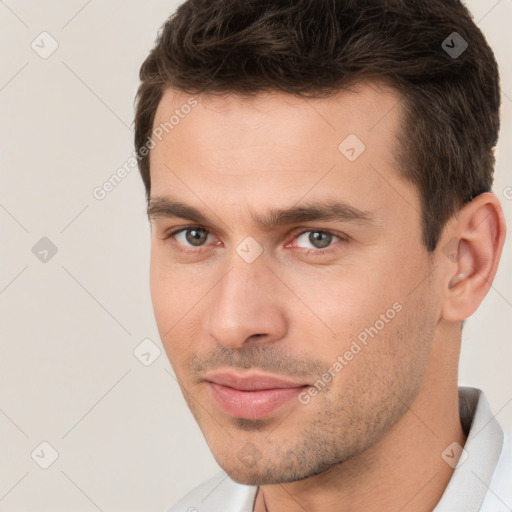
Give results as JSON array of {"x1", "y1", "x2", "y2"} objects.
[{"x1": 232, "y1": 417, "x2": 269, "y2": 432}]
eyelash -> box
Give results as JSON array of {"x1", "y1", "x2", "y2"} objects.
[{"x1": 162, "y1": 225, "x2": 346, "y2": 256}]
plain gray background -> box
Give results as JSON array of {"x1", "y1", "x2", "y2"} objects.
[{"x1": 0, "y1": 1, "x2": 511, "y2": 510}]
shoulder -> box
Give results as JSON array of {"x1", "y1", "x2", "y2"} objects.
[{"x1": 166, "y1": 471, "x2": 258, "y2": 512}]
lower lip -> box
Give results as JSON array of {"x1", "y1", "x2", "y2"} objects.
[{"x1": 208, "y1": 382, "x2": 307, "y2": 420}]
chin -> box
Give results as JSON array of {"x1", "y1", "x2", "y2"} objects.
[
  {"x1": 218, "y1": 458, "x2": 331, "y2": 487},
  {"x1": 224, "y1": 468, "x2": 285, "y2": 486}
]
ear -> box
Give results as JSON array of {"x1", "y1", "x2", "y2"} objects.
[{"x1": 438, "y1": 192, "x2": 506, "y2": 322}]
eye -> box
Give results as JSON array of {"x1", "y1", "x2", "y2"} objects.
[
  {"x1": 162, "y1": 225, "x2": 346, "y2": 256},
  {"x1": 164, "y1": 226, "x2": 213, "y2": 249},
  {"x1": 291, "y1": 230, "x2": 343, "y2": 252}
]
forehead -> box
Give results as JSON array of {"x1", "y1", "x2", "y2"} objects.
[
  {"x1": 148, "y1": 81, "x2": 411, "y2": 220},
  {"x1": 151, "y1": 81, "x2": 404, "y2": 172}
]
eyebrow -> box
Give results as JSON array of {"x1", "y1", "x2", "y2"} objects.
[{"x1": 147, "y1": 196, "x2": 375, "y2": 230}]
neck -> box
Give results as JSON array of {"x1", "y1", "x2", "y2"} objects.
[{"x1": 254, "y1": 327, "x2": 466, "y2": 512}]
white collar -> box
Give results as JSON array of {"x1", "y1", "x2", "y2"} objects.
[{"x1": 433, "y1": 386, "x2": 504, "y2": 511}]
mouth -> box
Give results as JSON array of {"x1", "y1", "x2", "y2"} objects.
[{"x1": 204, "y1": 370, "x2": 310, "y2": 420}]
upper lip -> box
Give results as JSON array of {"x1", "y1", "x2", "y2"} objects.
[{"x1": 205, "y1": 371, "x2": 309, "y2": 391}]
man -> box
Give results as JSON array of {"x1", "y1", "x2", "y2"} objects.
[{"x1": 134, "y1": 0, "x2": 511, "y2": 510}]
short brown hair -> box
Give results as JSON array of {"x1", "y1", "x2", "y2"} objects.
[{"x1": 134, "y1": 0, "x2": 500, "y2": 251}]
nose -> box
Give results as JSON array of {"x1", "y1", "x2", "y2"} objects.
[{"x1": 204, "y1": 255, "x2": 288, "y2": 350}]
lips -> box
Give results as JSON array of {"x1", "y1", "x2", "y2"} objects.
[{"x1": 205, "y1": 371, "x2": 309, "y2": 420}]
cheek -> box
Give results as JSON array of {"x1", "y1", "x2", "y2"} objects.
[
  {"x1": 282, "y1": 262, "x2": 400, "y2": 342},
  {"x1": 149, "y1": 255, "x2": 187, "y2": 361},
  {"x1": 281, "y1": 256, "x2": 428, "y2": 386},
  {"x1": 149, "y1": 252, "x2": 214, "y2": 373},
  {"x1": 149, "y1": 256, "x2": 171, "y2": 329},
  {"x1": 149, "y1": 246, "x2": 193, "y2": 325},
  {"x1": 321, "y1": 299, "x2": 432, "y2": 423}
]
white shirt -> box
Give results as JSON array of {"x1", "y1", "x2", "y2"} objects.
[{"x1": 167, "y1": 387, "x2": 512, "y2": 511}]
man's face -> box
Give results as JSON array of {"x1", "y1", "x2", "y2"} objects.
[{"x1": 148, "y1": 83, "x2": 441, "y2": 485}]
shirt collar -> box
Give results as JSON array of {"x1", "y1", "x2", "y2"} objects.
[{"x1": 433, "y1": 386, "x2": 504, "y2": 511}]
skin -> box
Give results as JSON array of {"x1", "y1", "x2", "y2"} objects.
[{"x1": 147, "y1": 82, "x2": 506, "y2": 512}]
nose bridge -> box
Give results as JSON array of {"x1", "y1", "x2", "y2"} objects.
[{"x1": 205, "y1": 249, "x2": 287, "y2": 348}]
